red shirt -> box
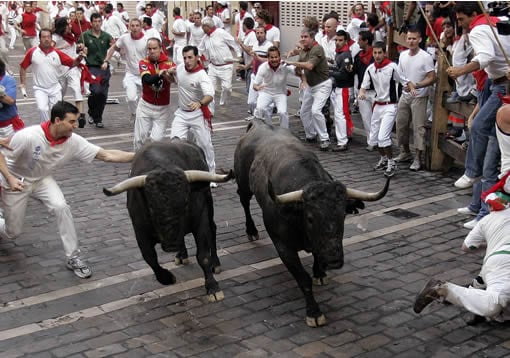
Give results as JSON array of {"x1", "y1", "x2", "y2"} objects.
[
  {"x1": 71, "y1": 19, "x2": 91, "y2": 38},
  {"x1": 139, "y1": 53, "x2": 175, "y2": 106},
  {"x1": 21, "y1": 12, "x2": 37, "y2": 37}
]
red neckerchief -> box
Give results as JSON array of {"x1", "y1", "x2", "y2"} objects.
[
  {"x1": 264, "y1": 24, "x2": 273, "y2": 31},
  {"x1": 269, "y1": 62, "x2": 280, "y2": 71},
  {"x1": 322, "y1": 29, "x2": 326, "y2": 35},
  {"x1": 352, "y1": 14, "x2": 364, "y2": 20},
  {"x1": 336, "y1": 44, "x2": 350, "y2": 53},
  {"x1": 38, "y1": 45, "x2": 54, "y2": 55},
  {"x1": 245, "y1": 29, "x2": 254, "y2": 36},
  {"x1": 131, "y1": 31, "x2": 144, "y2": 40},
  {"x1": 79, "y1": 64, "x2": 102, "y2": 95},
  {"x1": 240, "y1": 9, "x2": 246, "y2": 20},
  {"x1": 145, "y1": 25, "x2": 153, "y2": 30},
  {"x1": 105, "y1": 13, "x2": 112, "y2": 20},
  {"x1": 359, "y1": 46, "x2": 373, "y2": 65},
  {"x1": 374, "y1": 57, "x2": 391, "y2": 69},
  {"x1": 347, "y1": 38, "x2": 355, "y2": 47},
  {"x1": 186, "y1": 62, "x2": 213, "y2": 130},
  {"x1": 174, "y1": 15, "x2": 183, "y2": 19},
  {"x1": 304, "y1": 41, "x2": 318, "y2": 52},
  {"x1": 206, "y1": 27, "x2": 216, "y2": 36},
  {"x1": 63, "y1": 32, "x2": 76, "y2": 45},
  {"x1": 470, "y1": 14, "x2": 500, "y2": 30},
  {"x1": 41, "y1": 120, "x2": 69, "y2": 146}
]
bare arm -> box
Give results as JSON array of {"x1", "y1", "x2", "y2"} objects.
[
  {"x1": 104, "y1": 44, "x2": 120, "y2": 63},
  {"x1": 0, "y1": 150, "x2": 23, "y2": 191},
  {"x1": 19, "y1": 66, "x2": 27, "y2": 88},
  {"x1": 95, "y1": 148, "x2": 135, "y2": 163},
  {"x1": 285, "y1": 60, "x2": 314, "y2": 71}
]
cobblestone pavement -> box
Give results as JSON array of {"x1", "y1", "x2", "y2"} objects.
[{"x1": 0, "y1": 49, "x2": 509, "y2": 357}]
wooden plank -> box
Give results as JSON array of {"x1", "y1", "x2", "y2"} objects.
[{"x1": 439, "y1": 136, "x2": 466, "y2": 164}]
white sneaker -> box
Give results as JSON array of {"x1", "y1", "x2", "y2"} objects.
[
  {"x1": 454, "y1": 174, "x2": 480, "y2": 189},
  {"x1": 463, "y1": 218, "x2": 479, "y2": 230},
  {"x1": 210, "y1": 182, "x2": 218, "y2": 188},
  {"x1": 457, "y1": 207, "x2": 477, "y2": 216}
]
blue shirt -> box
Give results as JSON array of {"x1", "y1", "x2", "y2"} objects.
[{"x1": 0, "y1": 74, "x2": 18, "y2": 122}]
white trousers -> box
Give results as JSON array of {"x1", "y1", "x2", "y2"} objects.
[
  {"x1": 123, "y1": 72, "x2": 142, "y2": 115},
  {"x1": 247, "y1": 73, "x2": 258, "y2": 115},
  {"x1": 332, "y1": 87, "x2": 350, "y2": 145},
  {"x1": 0, "y1": 176, "x2": 80, "y2": 258},
  {"x1": 255, "y1": 92, "x2": 289, "y2": 128},
  {"x1": 7, "y1": 24, "x2": 16, "y2": 48},
  {"x1": 358, "y1": 90, "x2": 375, "y2": 144},
  {"x1": 170, "y1": 108, "x2": 216, "y2": 173},
  {"x1": 444, "y1": 254, "x2": 510, "y2": 321},
  {"x1": 209, "y1": 64, "x2": 233, "y2": 106},
  {"x1": 300, "y1": 79, "x2": 332, "y2": 141},
  {"x1": 34, "y1": 84, "x2": 62, "y2": 123},
  {"x1": 372, "y1": 103, "x2": 397, "y2": 148},
  {"x1": 134, "y1": 98, "x2": 171, "y2": 151},
  {"x1": 60, "y1": 67, "x2": 83, "y2": 101}
]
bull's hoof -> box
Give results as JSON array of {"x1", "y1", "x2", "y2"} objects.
[
  {"x1": 313, "y1": 276, "x2": 329, "y2": 286},
  {"x1": 207, "y1": 290, "x2": 225, "y2": 302},
  {"x1": 305, "y1": 314, "x2": 327, "y2": 327},
  {"x1": 175, "y1": 257, "x2": 191, "y2": 266},
  {"x1": 247, "y1": 232, "x2": 259, "y2": 241},
  {"x1": 213, "y1": 265, "x2": 221, "y2": 274},
  {"x1": 156, "y1": 270, "x2": 176, "y2": 285}
]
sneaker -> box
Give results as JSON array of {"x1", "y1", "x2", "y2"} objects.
[
  {"x1": 319, "y1": 140, "x2": 330, "y2": 151},
  {"x1": 301, "y1": 136, "x2": 317, "y2": 143},
  {"x1": 384, "y1": 160, "x2": 397, "y2": 177},
  {"x1": 458, "y1": 93, "x2": 475, "y2": 103},
  {"x1": 244, "y1": 115, "x2": 254, "y2": 121},
  {"x1": 413, "y1": 278, "x2": 444, "y2": 313},
  {"x1": 78, "y1": 114, "x2": 86, "y2": 128},
  {"x1": 366, "y1": 145, "x2": 377, "y2": 152},
  {"x1": 210, "y1": 182, "x2": 218, "y2": 188},
  {"x1": 88, "y1": 116, "x2": 95, "y2": 124},
  {"x1": 374, "y1": 157, "x2": 388, "y2": 170},
  {"x1": 67, "y1": 256, "x2": 92, "y2": 279},
  {"x1": 96, "y1": 122, "x2": 104, "y2": 128},
  {"x1": 332, "y1": 144, "x2": 348, "y2": 152},
  {"x1": 446, "y1": 92, "x2": 459, "y2": 104},
  {"x1": 394, "y1": 151, "x2": 413, "y2": 163},
  {"x1": 294, "y1": 110, "x2": 301, "y2": 118},
  {"x1": 457, "y1": 207, "x2": 477, "y2": 216},
  {"x1": 409, "y1": 160, "x2": 421, "y2": 171},
  {"x1": 463, "y1": 218, "x2": 479, "y2": 229},
  {"x1": 454, "y1": 174, "x2": 480, "y2": 189}
]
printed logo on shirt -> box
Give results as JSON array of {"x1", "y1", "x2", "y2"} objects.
[{"x1": 140, "y1": 64, "x2": 148, "y2": 71}]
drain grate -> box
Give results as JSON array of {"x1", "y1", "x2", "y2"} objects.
[{"x1": 384, "y1": 208, "x2": 420, "y2": 219}]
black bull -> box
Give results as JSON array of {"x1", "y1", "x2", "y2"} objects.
[
  {"x1": 103, "y1": 139, "x2": 233, "y2": 302},
  {"x1": 234, "y1": 120, "x2": 389, "y2": 327}
]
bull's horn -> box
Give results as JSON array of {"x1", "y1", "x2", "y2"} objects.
[
  {"x1": 103, "y1": 175, "x2": 147, "y2": 196},
  {"x1": 274, "y1": 190, "x2": 304, "y2": 203},
  {"x1": 346, "y1": 177, "x2": 390, "y2": 201},
  {"x1": 184, "y1": 170, "x2": 233, "y2": 183}
]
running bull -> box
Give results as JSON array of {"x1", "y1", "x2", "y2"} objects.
[
  {"x1": 103, "y1": 139, "x2": 233, "y2": 302},
  {"x1": 234, "y1": 120, "x2": 389, "y2": 326}
]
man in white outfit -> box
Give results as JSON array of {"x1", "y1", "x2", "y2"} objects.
[
  {"x1": 199, "y1": 17, "x2": 241, "y2": 108},
  {"x1": 188, "y1": 12, "x2": 205, "y2": 47},
  {"x1": 0, "y1": 101, "x2": 134, "y2": 278},
  {"x1": 105, "y1": 19, "x2": 147, "y2": 122},
  {"x1": 414, "y1": 197, "x2": 510, "y2": 323},
  {"x1": 169, "y1": 45, "x2": 216, "y2": 182},
  {"x1": 253, "y1": 46, "x2": 294, "y2": 128},
  {"x1": 171, "y1": 7, "x2": 187, "y2": 66},
  {"x1": 20, "y1": 29, "x2": 85, "y2": 123}
]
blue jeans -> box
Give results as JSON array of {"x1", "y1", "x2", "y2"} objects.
[{"x1": 465, "y1": 82, "x2": 505, "y2": 178}]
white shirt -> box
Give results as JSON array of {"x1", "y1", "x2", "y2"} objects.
[
  {"x1": 206, "y1": 15, "x2": 223, "y2": 29},
  {"x1": 113, "y1": 9, "x2": 129, "y2": 24},
  {"x1": 242, "y1": 30, "x2": 257, "y2": 64},
  {"x1": 102, "y1": 14, "x2": 126, "y2": 39},
  {"x1": 470, "y1": 20, "x2": 510, "y2": 80},
  {"x1": 253, "y1": 62, "x2": 295, "y2": 96},
  {"x1": 319, "y1": 35, "x2": 336, "y2": 62},
  {"x1": 189, "y1": 24, "x2": 205, "y2": 47},
  {"x1": 266, "y1": 25, "x2": 280, "y2": 46},
  {"x1": 175, "y1": 63, "x2": 214, "y2": 111},
  {"x1": 52, "y1": 33, "x2": 76, "y2": 57},
  {"x1": 218, "y1": 8, "x2": 231, "y2": 33},
  {"x1": 115, "y1": 32, "x2": 148, "y2": 75},
  {"x1": 397, "y1": 49, "x2": 435, "y2": 98},
  {"x1": 2, "y1": 125, "x2": 100, "y2": 184},
  {"x1": 141, "y1": 11, "x2": 165, "y2": 33},
  {"x1": 361, "y1": 61, "x2": 400, "y2": 102},
  {"x1": 144, "y1": 27, "x2": 161, "y2": 41},
  {"x1": 84, "y1": 6, "x2": 95, "y2": 22},
  {"x1": 497, "y1": 124, "x2": 510, "y2": 179},
  {"x1": 347, "y1": 17, "x2": 365, "y2": 43},
  {"x1": 198, "y1": 28, "x2": 241, "y2": 65},
  {"x1": 20, "y1": 47, "x2": 74, "y2": 88},
  {"x1": 234, "y1": 11, "x2": 253, "y2": 40},
  {"x1": 172, "y1": 17, "x2": 187, "y2": 46}
]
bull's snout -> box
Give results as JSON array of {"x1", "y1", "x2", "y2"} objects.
[{"x1": 326, "y1": 256, "x2": 344, "y2": 270}]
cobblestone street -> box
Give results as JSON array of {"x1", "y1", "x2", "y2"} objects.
[{"x1": 0, "y1": 52, "x2": 509, "y2": 357}]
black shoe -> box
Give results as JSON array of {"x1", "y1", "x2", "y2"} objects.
[
  {"x1": 96, "y1": 122, "x2": 104, "y2": 128},
  {"x1": 331, "y1": 144, "x2": 348, "y2": 152},
  {"x1": 413, "y1": 278, "x2": 444, "y2": 313},
  {"x1": 78, "y1": 114, "x2": 86, "y2": 128},
  {"x1": 301, "y1": 136, "x2": 317, "y2": 143}
]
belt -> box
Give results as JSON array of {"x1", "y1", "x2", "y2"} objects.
[
  {"x1": 0, "y1": 119, "x2": 12, "y2": 128},
  {"x1": 211, "y1": 62, "x2": 233, "y2": 66},
  {"x1": 493, "y1": 76, "x2": 508, "y2": 84},
  {"x1": 374, "y1": 101, "x2": 396, "y2": 106}
]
